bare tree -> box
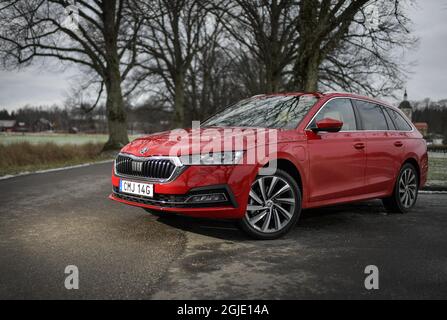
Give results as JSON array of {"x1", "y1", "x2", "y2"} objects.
[
  {"x1": 132, "y1": 0, "x2": 221, "y2": 127},
  {"x1": 216, "y1": 0, "x2": 415, "y2": 97},
  {"x1": 218, "y1": 0, "x2": 299, "y2": 93},
  {"x1": 0, "y1": 0, "x2": 142, "y2": 150},
  {"x1": 291, "y1": 0, "x2": 416, "y2": 94},
  {"x1": 0, "y1": 0, "x2": 417, "y2": 138},
  {"x1": 317, "y1": 0, "x2": 417, "y2": 97},
  {"x1": 186, "y1": 35, "x2": 248, "y2": 121}
]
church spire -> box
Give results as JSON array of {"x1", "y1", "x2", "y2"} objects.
[{"x1": 399, "y1": 89, "x2": 412, "y2": 121}]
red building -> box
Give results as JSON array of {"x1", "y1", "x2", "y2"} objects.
[
  {"x1": 0, "y1": 120, "x2": 16, "y2": 132},
  {"x1": 414, "y1": 122, "x2": 428, "y2": 137}
]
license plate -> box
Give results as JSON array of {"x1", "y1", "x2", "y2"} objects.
[{"x1": 120, "y1": 180, "x2": 154, "y2": 198}]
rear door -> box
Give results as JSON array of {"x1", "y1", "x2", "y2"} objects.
[
  {"x1": 353, "y1": 100, "x2": 401, "y2": 194},
  {"x1": 384, "y1": 106, "x2": 412, "y2": 176},
  {"x1": 306, "y1": 98, "x2": 366, "y2": 202}
]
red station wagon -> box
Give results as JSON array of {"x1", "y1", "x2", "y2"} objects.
[{"x1": 110, "y1": 92, "x2": 428, "y2": 239}]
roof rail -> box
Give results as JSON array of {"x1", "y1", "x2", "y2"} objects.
[{"x1": 323, "y1": 91, "x2": 353, "y2": 95}]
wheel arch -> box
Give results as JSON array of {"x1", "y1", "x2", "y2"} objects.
[
  {"x1": 402, "y1": 157, "x2": 421, "y2": 184},
  {"x1": 263, "y1": 158, "x2": 304, "y2": 199}
]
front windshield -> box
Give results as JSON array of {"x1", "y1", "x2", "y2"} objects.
[{"x1": 203, "y1": 95, "x2": 319, "y2": 129}]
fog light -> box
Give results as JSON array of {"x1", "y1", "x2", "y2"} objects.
[{"x1": 186, "y1": 193, "x2": 227, "y2": 203}]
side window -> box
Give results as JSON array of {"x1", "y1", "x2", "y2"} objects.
[
  {"x1": 354, "y1": 101, "x2": 388, "y2": 130},
  {"x1": 310, "y1": 98, "x2": 357, "y2": 131},
  {"x1": 387, "y1": 108, "x2": 413, "y2": 131},
  {"x1": 381, "y1": 106, "x2": 396, "y2": 130}
]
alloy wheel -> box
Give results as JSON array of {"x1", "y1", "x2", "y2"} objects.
[
  {"x1": 398, "y1": 168, "x2": 418, "y2": 208},
  {"x1": 245, "y1": 176, "x2": 296, "y2": 234}
]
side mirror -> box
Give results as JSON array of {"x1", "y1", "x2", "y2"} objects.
[{"x1": 312, "y1": 118, "x2": 343, "y2": 133}]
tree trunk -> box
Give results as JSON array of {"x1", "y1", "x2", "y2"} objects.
[
  {"x1": 103, "y1": 73, "x2": 129, "y2": 151},
  {"x1": 291, "y1": 0, "x2": 320, "y2": 92},
  {"x1": 303, "y1": 53, "x2": 320, "y2": 92},
  {"x1": 270, "y1": 71, "x2": 281, "y2": 93},
  {"x1": 265, "y1": 63, "x2": 281, "y2": 93},
  {"x1": 102, "y1": 0, "x2": 129, "y2": 151},
  {"x1": 265, "y1": 0, "x2": 280, "y2": 93},
  {"x1": 292, "y1": 44, "x2": 321, "y2": 92},
  {"x1": 173, "y1": 73, "x2": 185, "y2": 128}
]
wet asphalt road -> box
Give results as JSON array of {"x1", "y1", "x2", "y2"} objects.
[{"x1": 0, "y1": 162, "x2": 446, "y2": 299}]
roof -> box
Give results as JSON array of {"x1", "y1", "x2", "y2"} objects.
[
  {"x1": 414, "y1": 122, "x2": 428, "y2": 129},
  {"x1": 251, "y1": 91, "x2": 401, "y2": 110},
  {"x1": 38, "y1": 118, "x2": 52, "y2": 124},
  {"x1": 323, "y1": 91, "x2": 353, "y2": 95},
  {"x1": 254, "y1": 92, "x2": 323, "y2": 98},
  {"x1": 321, "y1": 92, "x2": 397, "y2": 109},
  {"x1": 0, "y1": 120, "x2": 16, "y2": 128}
]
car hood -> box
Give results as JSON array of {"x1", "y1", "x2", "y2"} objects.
[{"x1": 121, "y1": 127, "x2": 301, "y2": 157}]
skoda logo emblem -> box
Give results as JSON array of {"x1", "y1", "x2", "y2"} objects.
[{"x1": 140, "y1": 147, "x2": 148, "y2": 155}]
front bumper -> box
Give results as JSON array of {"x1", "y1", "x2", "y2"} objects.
[{"x1": 109, "y1": 164, "x2": 257, "y2": 219}]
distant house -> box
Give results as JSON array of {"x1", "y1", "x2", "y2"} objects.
[
  {"x1": 414, "y1": 122, "x2": 428, "y2": 137},
  {"x1": 32, "y1": 118, "x2": 54, "y2": 132},
  {"x1": 0, "y1": 120, "x2": 16, "y2": 132},
  {"x1": 69, "y1": 126, "x2": 79, "y2": 134},
  {"x1": 398, "y1": 90, "x2": 429, "y2": 138}
]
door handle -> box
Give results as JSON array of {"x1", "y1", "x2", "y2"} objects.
[
  {"x1": 394, "y1": 141, "x2": 403, "y2": 147},
  {"x1": 354, "y1": 142, "x2": 365, "y2": 150}
]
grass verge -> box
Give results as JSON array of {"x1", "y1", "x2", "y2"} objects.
[
  {"x1": 427, "y1": 156, "x2": 447, "y2": 186},
  {"x1": 0, "y1": 142, "x2": 113, "y2": 176},
  {"x1": 1, "y1": 141, "x2": 446, "y2": 187},
  {"x1": 0, "y1": 133, "x2": 140, "y2": 145}
]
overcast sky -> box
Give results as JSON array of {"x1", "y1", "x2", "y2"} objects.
[
  {"x1": 404, "y1": 0, "x2": 447, "y2": 102},
  {"x1": 0, "y1": 1, "x2": 446, "y2": 112}
]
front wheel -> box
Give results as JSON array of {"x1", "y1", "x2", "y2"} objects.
[
  {"x1": 382, "y1": 163, "x2": 419, "y2": 213},
  {"x1": 239, "y1": 169, "x2": 302, "y2": 240}
]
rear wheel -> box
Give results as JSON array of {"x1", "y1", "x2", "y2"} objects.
[
  {"x1": 382, "y1": 163, "x2": 419, "y2": 213},
  {"x1": 239, "y1": 169, "x2": 301, "y2": 240}
]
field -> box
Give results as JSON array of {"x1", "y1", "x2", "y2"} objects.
[
  {"x1": 0, "y1": 133, "x2": 141, "y2": 176},
  {"x1": 428, "y1": 154, "x2": 447, "y2": 186},
  {"x1": 0, "y1": 142, "x2": 110, "y2": 176},
  {"x1": 0, "y1": 133, "x2": 140, "y2": 145}
]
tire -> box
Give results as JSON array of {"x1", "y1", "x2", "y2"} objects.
[
  {"x1": 382, "y1": 163, "x2": 419, "y2": 214},
  {"x1": 239, "y1": 169, "x2": 302, "y2": 240}
]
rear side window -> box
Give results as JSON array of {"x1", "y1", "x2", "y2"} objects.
[
  {"x1": 381, "y1": 106, "x2": 396, "y2": 130},
  {"x1": 386, "y1": 108, "x2": 413, "y2": 131},
  {"x1": 310, "y1": 98, "x2": 357, "y2": 131},
  {"x1": 354, "y1": 101, "x2": 388, "y2": 130}
]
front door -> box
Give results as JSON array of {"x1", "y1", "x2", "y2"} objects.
[{"x1": 306, "y1": 98, "x2": 366, "y2": 203}]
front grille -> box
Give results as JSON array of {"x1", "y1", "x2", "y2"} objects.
[{"x1": 115, "y1": 154, "x2": 176, "y2": 179}]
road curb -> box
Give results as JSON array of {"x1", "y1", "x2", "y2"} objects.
[
  {"x1": 422, "y1": 185, "x2": 447, "y2": 193},
  {"x1": 420, "y1": 191, "x2": 447, "y2": 194},
  {"x1": 0, "y1": 159, "x2": 114, "y2": 181}
]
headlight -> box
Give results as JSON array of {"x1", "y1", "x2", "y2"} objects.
[{"x1": 180, "y1": 151, "x2": 244, "y2": 165}]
